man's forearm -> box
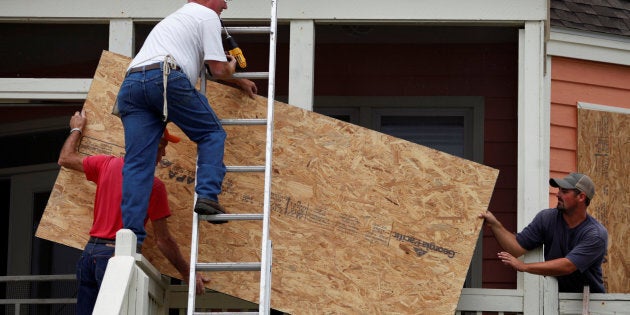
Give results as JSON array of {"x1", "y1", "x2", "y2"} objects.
[
  {"x1": 58, "y1": 129, "x2": 84, "y2": 171},
  {"x1": 520, "y1": 258, "x2": 577, "y2": 276},
  {"x1": 491, "y1": 225, "x2": 527, "y2": 257},
  {"x1": 157, "y1": 237, "x2": 190, "y2": 280}
]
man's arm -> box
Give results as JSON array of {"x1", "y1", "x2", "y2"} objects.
[
  {"x1": 58, "y1": 110, "x2": 86, "y2": 171},
  {"x1": 497, "y1": 251, "x2": 577, "y2": 276},
  {"x1": 205, "y1": 58, "x2": 258, "y2": 99},
  {"x1": 206, "y1": 56, "x2": 236, "y2": 80},
  {"x1": 222, "y1": 78, "x2": 258, "y2": 99},
  {"x1": 479, "y1": 210, "x2": 527, "y2": 257},
  {"x1": 151, "y1": 217, "x2": 209, "y2": 295}
]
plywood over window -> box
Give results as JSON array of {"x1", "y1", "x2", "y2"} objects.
[{"x1": 578, "y1": 107, "x2": 630, "y2": 294}]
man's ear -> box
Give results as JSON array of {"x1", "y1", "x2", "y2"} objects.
[{"x1": 576, "y1": 191, "x2": 587, "y2": 202}]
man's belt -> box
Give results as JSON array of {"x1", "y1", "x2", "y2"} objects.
[
  {"x1": 127, "y1": 62, "x2": 181, "y2": 74},
  {"x1": 88, "y1": 236, "x2": 116, "y2": 245}
]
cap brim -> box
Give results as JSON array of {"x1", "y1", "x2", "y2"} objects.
[{"x1": 549, "y1": 178, "x2": 575, "y2": 189}]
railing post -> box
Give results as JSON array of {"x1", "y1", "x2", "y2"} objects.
[
  {"x1": 93, "y1": 229, "x2": 138, "y2": 314},
  {"x1": 116, "y1": 229, "x2": 139, "y2": 257},
  {"x1": 544, "y1": 276, "x2": 559, "y2": 315}
]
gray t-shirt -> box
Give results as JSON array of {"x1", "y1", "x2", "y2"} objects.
[{"x1": 516, "y1": 208, "x2": 608, "y2": 293}]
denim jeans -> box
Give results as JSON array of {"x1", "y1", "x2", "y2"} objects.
[
  {"x1": 76, "y1": 242, "x2": 115, "y2": 315},
  {"x1": 116, "y1": 64, "x2": 227, "y2": 243}
]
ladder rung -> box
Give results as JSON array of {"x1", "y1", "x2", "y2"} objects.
[
  {"x1": 194, "y1": 312, "x2": 259, "y2": 315},
  {"x1": 220, "y1": 118, "x2": 267, "y2": 125},
  {"x1": 232, "y1": 72, "x2": 269, "y2": 79},
  {"x1": 207, "y1": 72, "x2": 268, "y2": 80},
  {"x1": 226, "y1": 166, "x2": 265, "y2": 172},
  {"x1": 196, "y1": 262, "x2": 261, "y2": 272},
  {"x1": 223, "y1": 26, "x2": 271, "y2": 34},
  {"x1": 199, "y1": 213, "x2": 263, "y2": 221}
]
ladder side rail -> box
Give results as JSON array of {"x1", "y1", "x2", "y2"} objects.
[
  {"x1": 259, "y1": 0, "x2": 278, "y2": 313},
  {"x1": 187, "y1": 197, "x2": 202, "y2": 313},
  {"x1": 188, "y1": 64, "x2": 209, "y2": 315}
]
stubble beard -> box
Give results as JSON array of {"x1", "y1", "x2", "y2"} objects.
[{"x1": 557, "y1": 200, "x2": 566, "y2": 212}]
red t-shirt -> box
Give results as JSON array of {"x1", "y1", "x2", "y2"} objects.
[{"x1": 83, "y1": 155, "x2": 171, "y2": 239}]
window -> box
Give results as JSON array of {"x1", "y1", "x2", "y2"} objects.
[{"x1": 0, "y1": 23, "x2": 108, "y2": 78}]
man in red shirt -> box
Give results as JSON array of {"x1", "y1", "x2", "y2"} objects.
[{"x1": 58, "y1": 110, "x2": 208, "y2": 314}]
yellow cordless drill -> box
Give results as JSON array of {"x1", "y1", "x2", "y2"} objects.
[{"x1": 222, "y1": 22, "x2": 247, "y2": 70}]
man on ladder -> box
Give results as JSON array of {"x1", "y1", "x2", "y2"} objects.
[
  {"x1": 116, "y1": 0, "x2": 277, "y2": 312},
  {"x1": 115, "y1": 0, "x2": 258, "y2": 251},
  {"x1": 186, "y1": 0, "x2": 278, "y2": 312}
]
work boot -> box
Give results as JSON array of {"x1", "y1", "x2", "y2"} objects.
[{"x1": 194, "y1": 198, "x2": 227, "y2": 224}]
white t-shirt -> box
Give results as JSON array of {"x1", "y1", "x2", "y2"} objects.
[{"x1": 128, "y1": 2, "x2": 227, "y2": 85}]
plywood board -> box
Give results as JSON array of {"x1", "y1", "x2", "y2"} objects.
[
  {"x1": 578, "y1": 108, "x2": 630, "y2": 293},
  {"x1": 37, "y1": 51, "x2": 499, "y2": 314}
]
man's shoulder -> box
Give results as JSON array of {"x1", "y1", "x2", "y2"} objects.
[
  {"x1": 84, "y1": 155, "x2": 121, "y2": 169},
  {"x1": 537, "y1": 208, "x2": 560, "y2": 219},
  {"x1": 85, "y1": 154, "x2": 116, "y2": 161},
  {"x1": 584, "y1": 215, "x2": 608, "y2": 237},
  {"x1": 178, "y1": 2, "x2": 219, "y2": 19}
]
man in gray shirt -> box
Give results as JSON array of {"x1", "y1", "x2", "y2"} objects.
[{"x1": 479, "y1": 173, "x2": 608, "y2": 293}]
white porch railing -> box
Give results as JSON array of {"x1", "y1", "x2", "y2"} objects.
[
  {"x1": 4, "y1": 230, "x2": 628, "y2": 314},
  {"x1": 0, "y1": 274, "x2": 76, "y2": 314},
  {"x1": 457, "y1": 288, "x2": 525, "y2": 314},
  {"x1": 456, "y1": 284, "x2": 630, "y2": 315},
  {"x1": 93, "y1": 229, "x2": 169, "y2": 315}
]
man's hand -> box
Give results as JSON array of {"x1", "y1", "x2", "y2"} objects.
[
  {"x1": 58, "y1": 109, "x2": 87, "y2": 171},
  {"x1": 478, "y1": 210, "x2": 528, "y2": 257},
  {"x1": 236, "y1": 79, "x2": 258, "y2": 99},
  {"x1": 497, "y1": 251, "x2": 525, "y2": 272},
  {"x1": 195, "y1": 272, "x2": 210, "y2": 295},
  {"x1": 479, "y1": 210, "x2": 501, "y2": 229},
  {"x1": 70, "y1": 109, "x2": 87, "y2": 131}
]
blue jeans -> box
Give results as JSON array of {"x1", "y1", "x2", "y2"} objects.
[
  {"x1": 116, "y1": 64, "x2": 227, "y2": 244},
  {"x1": 76, "y1": 242, "x2": 115, "y2": 315}
]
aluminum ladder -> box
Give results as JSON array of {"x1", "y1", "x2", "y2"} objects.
[{"x1": 187, "y1": 1, "x2": 278, "y2": 314}]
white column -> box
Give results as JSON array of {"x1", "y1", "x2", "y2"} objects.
[
  {"x1": 288, "y1": 20, "x2": 315, "y2": 111},
  {"x1": 109, "y1": 19, "x2": 134, "y2": 57},
  {"x1": 518, "y1": 20, "x2": 551, "y2": 315}
]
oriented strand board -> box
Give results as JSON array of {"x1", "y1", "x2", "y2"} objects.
[
  {"x1": 578, "y1": 108, "x2": 630, "y2": 293},
  {"x1": 37, "y1": 51, "x2": 499, "y2": 314}
]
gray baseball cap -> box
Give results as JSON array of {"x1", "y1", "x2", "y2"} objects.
[{"x1": 549, "y1": 173, "x2": 595, "y2": 199}]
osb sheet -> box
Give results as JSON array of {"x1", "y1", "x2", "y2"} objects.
[
  {"x1": 577, "y1": 108, "x2": 630, "y2": 293},
  {"x1": 36, "y1": 51, "x2": 499, "y2": 314}
]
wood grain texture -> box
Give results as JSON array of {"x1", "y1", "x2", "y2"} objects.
[
  {"x1": 36, "y1": 51, "x2": 499, "y2": 314},
  {"x1": 578, "y1": 108, "x2": 630, "y2": 294}
]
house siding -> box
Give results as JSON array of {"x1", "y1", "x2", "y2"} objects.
[{"x1": 550, "y1": 56, "x2": 630, "y2": 207}]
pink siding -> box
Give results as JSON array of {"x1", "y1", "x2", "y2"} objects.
[{"x1": 550, "y1": 57, "x2": 630, "y2": 207}]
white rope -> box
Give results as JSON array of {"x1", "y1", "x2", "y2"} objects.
[{"x1": 162, "y1": 55, "x2": 178, "y2": 122}]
